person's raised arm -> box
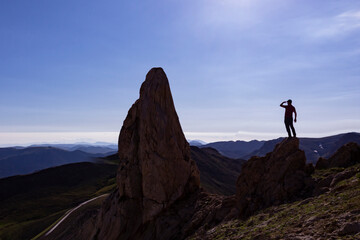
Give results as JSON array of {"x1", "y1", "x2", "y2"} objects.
[
  {"x1": 294, "y1": 108, "x2": 297, "y2": 122},
  {"x1": 280, "y1": 101, "x2": 286, "y2": 108}
]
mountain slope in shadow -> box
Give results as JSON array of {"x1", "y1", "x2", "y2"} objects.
[
  {"x1": 0, "y1": 147, "x2": 101, "y2": 178},
  {"x1": 203, "y1": 140, "x2": 265, "y2": 159},
  {"x1": 0, "y1": 162, "x2": 117, "y2": 240},
  {"x1": 191, "y1": 146, "x2": 245, "y2": 195}
]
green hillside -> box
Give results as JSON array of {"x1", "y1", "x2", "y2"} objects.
[{"x1": 0, "y1": 162, "x2": 117, "y2": 240}]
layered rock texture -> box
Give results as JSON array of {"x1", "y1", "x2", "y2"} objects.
[
  {"x1": 236, "y1": 138, "x2": 314, "y2": 217},
  {"x1": 89, "y1": 68, "x2": 200, "y2": 239}
]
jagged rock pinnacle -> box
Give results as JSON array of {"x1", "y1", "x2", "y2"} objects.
[{"x1": 91, "y1": 68, "x2": 200, "y2": 239}]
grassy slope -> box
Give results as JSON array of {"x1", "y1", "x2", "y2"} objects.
[
  {"x1": 33, "y1": 194, "x2": 109, "y2": 240},
  {"x1": 193, "y1": 164, "x2": 360, "y2": 240},
  {"x1": 0, "y1": 162, "x2": 117, "y2": 240}
]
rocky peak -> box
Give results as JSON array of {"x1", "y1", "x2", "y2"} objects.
[
  {"x1": 117, "y1": 67, "x2": 200, "y2": 221},
  {"x1": 236, "y1": 138, "x2": 314, "y2": 217},
  {"x1": 139, "y1": 67, "x2": 174, "y2": 108},
  {"x1": 89, "y1": 68, "x2": 200, "y2": 239}
]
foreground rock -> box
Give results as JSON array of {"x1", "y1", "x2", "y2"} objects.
[
  {"x1": 313, "y1": 142, "x2": 360, "y2": 195},
  {"x1": 316, "y1": 142, "x2": 360, "y2": 169},
  {"x1": 129, "y1": 191, "x2": 235, "y2": 240},
  {"x1": 200, "y1": 162, "x2": 360, "y2": 239},
  {"x1": 45, "y1": 191, "x2": 236, "y2": 240},
  {"x1": 236, "y1": 138, "x2": 314, "y2": 217},
  {"x1": 86, "y1": 68, "x2": 200, "y2": 239}
]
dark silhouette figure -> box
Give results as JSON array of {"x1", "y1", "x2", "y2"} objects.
[{"x1": 280, "y1": 99, "x2": 297, "y2": 138}]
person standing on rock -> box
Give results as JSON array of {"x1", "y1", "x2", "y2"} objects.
[{"x1": 280, "y1": 99, "x2": 297, "y2": 138}]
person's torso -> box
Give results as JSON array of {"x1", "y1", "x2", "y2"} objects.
[{"x1": 285, "y1": 105, "x2": 295, "y2": 118}]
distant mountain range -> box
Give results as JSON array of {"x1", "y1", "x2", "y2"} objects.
[
  {"x1": 188, "y1": 140, "x2": 207, "y2": 147},
  {"x1": 197, "y1": 132, "x2": 360, "y2": 164},
  {"x1": 202, "y1": 140, "x2": 265, "y2": 159},
  {"x1": 0, "y1": 147, "x2": 106, "y2": 179},
  {"x1": 1, "y1": 132, "x2": 358, "y2": 179},
  {"x1": 28, "y1": 143, "x2": 117, "y2": 155}
]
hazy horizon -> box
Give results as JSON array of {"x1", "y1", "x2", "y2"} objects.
[
  {"x1": 1, "y1": 1, "x2": 359, "y2": 144},
  {"x1": 1, "y1": 131, "x2": 359, "y2": 147}
]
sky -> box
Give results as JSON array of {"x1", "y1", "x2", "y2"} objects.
[{"x1": 1, "y1": 0, "x2": 360, "y2": 145}]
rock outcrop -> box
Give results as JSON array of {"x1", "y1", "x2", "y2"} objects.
[
  {"x1": 89, "y1": 68, "x2": 200, "y2": 239},
  {"x1": 313, "y1": 142, "x2": 360, "y2": 195},
  {"x1": 316, "y1": 142, "x2": 360, "y2": 169},
  {"x1": 131, "y1": 191, "x2": 236, "y2": 240},
  {"x1": 236, "y1": 138, "x2": 314, "y2": 217}
]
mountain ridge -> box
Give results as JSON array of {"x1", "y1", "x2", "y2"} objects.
[
  {"x1": 0, "y1": 147, "x2": 102, "y2": 178},
  {"x1": 202, "y1": 132, "x2": 360, "y2": 164}
]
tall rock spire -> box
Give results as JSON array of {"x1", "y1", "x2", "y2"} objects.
[
  {"x1": 91, "y1": 68, "x2": 200, "y2": 239},
  {"x1": 117, "y1": 67, "x2": 200, "y2": 221}
]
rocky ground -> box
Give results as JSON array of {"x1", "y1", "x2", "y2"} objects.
[{"x1": 192, "y1": 164, "x2": 360, "y2": 240}]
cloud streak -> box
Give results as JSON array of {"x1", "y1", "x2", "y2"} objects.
[{"x1": 302, "y1": 10, "x2": 360, "y2": 40}]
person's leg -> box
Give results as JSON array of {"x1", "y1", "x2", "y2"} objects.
[
  {"x1": 289, "y1": 120, "x2": 296, "y2": 137},
  {"x1": 285, "y1": 118, "x2": 291, "y2": 137}
]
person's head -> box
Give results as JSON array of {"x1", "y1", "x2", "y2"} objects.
[{"x1": 287, "y1": 99, "x2": 292, "y2": 105}]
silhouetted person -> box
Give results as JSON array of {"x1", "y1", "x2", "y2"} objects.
[{"x1": 280, "y1": 99, "x2": 297, "y2": 138}]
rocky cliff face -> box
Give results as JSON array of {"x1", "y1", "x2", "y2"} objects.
[
  {"x1": 89, "y1": 68, "x2": 200, "y2": 239},
  {"x1": 236, "y1": 138, "x2": 314, "y2": 217}
]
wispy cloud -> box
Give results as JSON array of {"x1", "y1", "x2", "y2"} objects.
[
  {"x1": 303, "y1": 10, "x2": 360, "y2": 40},
  {"x1": 192, "y1": 1, "x2": 360, "y2": 41}
]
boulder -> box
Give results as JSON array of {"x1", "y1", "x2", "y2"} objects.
[
  {"x1": 236, "y1": 138, "x2": 314, "y2": 217},
  {"x1": 315, "y1": 142, "x2": 360, "y2": 169},
  {"x1": 338, "y1": 222, "x2": 360, "y2": 236}
]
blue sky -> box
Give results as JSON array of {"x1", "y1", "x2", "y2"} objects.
[{"x1": 1, "y1": 0, "x2": 360, "y2": 145}]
